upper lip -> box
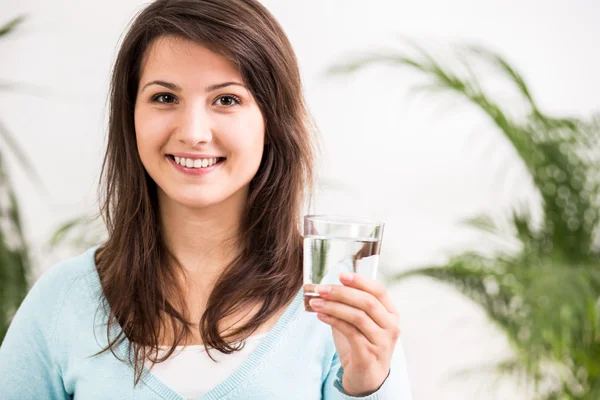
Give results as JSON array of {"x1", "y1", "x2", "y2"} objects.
[{"x1": 168, "y1": 153, "x2": 225, "y2": 159}]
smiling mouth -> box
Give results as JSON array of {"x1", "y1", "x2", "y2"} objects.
[{"x1": 166, "y1": 155, "x2": 226, "y2": 169}]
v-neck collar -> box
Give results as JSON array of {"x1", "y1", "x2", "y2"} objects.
[
  {"x1": 138, "y1": 291, "x2": 302, "y2": 400},
  {"x1": 85, "y1": 246, "x2": 303, "y2": 400}
]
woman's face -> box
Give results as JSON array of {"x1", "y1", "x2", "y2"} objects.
[{"x1": 134, "y1": 36, "x2": 265, "y2": 210}]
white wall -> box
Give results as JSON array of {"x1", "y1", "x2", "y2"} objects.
[{"x1": 1, "y1": 0, "x2": 599, "y2": 398}]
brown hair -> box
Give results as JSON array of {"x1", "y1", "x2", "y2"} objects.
[{"x1": 93, "y1": 0, "x2": 317, "y2": 384}]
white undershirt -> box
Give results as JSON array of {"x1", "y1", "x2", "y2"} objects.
[{"x1": 145, "y1": 333, "x2": 268, "y2": 399}]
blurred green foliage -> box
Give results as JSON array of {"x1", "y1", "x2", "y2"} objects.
[
  {"x1": 0, "y1": 16, "x2": 33, "y2": 344},
  {"x1": 329, "y1": 42, "x2": 600, "y2": 398}
]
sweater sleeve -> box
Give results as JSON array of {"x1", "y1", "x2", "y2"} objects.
[
  {"x1": 322, "y1": 337, "x2": 412, "y2": 400},
  {"x1": 0, "y1": 265, "x2": 71, "y2": 399}
]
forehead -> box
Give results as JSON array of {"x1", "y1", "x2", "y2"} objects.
[{"x1": 139, "y1": 35, "x2": 242, "y2": 84}]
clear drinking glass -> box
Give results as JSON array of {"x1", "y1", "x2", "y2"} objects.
[{"x1": 303, "y1": 215, "x2": 385, "y2": 312}]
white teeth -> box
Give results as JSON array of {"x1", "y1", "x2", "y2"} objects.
[{"x1": 174, "y1": 156, "x2": 221, "y2": 169}]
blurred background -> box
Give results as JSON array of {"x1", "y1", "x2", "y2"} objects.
[{"x1": 1, "y1": 0, "x2": 599, "y2": 399}]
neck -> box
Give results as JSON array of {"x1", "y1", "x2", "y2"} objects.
[{"x1": 158, "y1": 187, "x2": 248, "y2": 291}]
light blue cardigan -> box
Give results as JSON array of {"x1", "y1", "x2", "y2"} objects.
[{"x1": 0, "y1": 246, "x2": 412, "y2": 399}]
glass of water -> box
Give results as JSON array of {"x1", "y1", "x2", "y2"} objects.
[{"x1": 303, "y1": 215, "x2": 385, "y2": 312}]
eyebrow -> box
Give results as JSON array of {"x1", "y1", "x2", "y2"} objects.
[{"x1": 140, "y1": 80, "x2": 246, "y2": 93}]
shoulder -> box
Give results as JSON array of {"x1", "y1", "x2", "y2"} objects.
[
  {"x1": 15, "y1": 246, "x2": 100, "y2": 338},
  {"x1": 0, "y1": 246, "x2": 101, "y2": 398},
  {"x1": 29, "y1": 246, "x2": 99, "y2": 303}
]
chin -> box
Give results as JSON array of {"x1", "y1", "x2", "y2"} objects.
[
  {"x1": 156, "y1": 185, "x2": 225, "y2": 209},
  {"x1": 176, "y1": 194, "x2": 226, "y2": 209},
  {"x1": 157, "y1": 181, "x2": 249, "y2": 210}
]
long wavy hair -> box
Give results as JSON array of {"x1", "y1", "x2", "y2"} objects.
[{"x1": 93, "y1": 0, "x2": 317, "y2": 384}]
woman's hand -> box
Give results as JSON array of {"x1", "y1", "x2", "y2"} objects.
[{"x1": 309, "y1": 272, "x2": 401, "y2": 397}]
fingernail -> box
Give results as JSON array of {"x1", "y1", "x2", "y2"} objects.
[
  {"x1": 310, "y1": 299, "x2": 325, "y2": 308},
  {"x1": 317, "y1": 285, "x2": 331, "y2": 295},
  {"x1": 340, "y1": 272, "x2": 354, "y2": 282}
]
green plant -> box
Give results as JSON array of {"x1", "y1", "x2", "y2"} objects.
[
  {"x1": 0, "y1": 16, "x2": 39, "y2": 344},
  {"x1": 46, "y1": 214, "x2": 104, "y2": 254},
  {"x1": 328, "y1": 42, "x2": 600, "y2": 399}
]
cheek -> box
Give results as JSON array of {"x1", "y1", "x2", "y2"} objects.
[
  {"x1": 228, "y1": 114, "x2": 265, "y2": 163},
  {"x1": 134, "y1": 108, "x2": 171, "y2": 156}
]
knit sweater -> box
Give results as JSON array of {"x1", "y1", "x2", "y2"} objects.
[{"x1": 0, "y1": 246, "x2": 412, "y2": 399}]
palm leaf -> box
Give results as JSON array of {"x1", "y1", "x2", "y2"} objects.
[
  {"x1": 0, "y1": 16, "x2": 25, "y2": 38},
  {"x1": 46, "y1": 214, "x2": 104, "y2": 253},
  {"x1": 0, "y1": 15, "x2": 36, "y2": 344},
  {"x1": 0, "y1": 121, "x2": 48, "y2": 195},
  {"x1": 0, "y1": 153, "x2": 30, "y2": 342},
  {"x1": 330, "y1": 41, "x2": 600, "y2": 398}
]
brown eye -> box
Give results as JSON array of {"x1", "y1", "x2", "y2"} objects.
[
  {"x1": 215, "y1": 95, "x2": 241, "y2": 107},
  {"x1": 152, "y1": 93, "x2": 178, "y2": 104}
]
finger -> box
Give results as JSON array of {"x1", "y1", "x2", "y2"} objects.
[
  {"x1": 316, "y1": 312, "x2": 366, "y2": 344},
  {"x1": 310, "y1": 298, "x2": 380, "y2": 344},
  {"x1": 317, "y1": 284, "x2": 395, "y2": 329},
  {"x1": 339, "y1": 272, "x2": 399, "y2": 316}
]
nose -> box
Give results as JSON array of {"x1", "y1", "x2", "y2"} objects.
[{"x1": 176, "y1": 105, "x2": 213, "y2": 146}]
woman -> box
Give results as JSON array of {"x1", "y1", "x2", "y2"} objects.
[{"x1": 0, "y1": 0, "x2": 412, "y2": 398}]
